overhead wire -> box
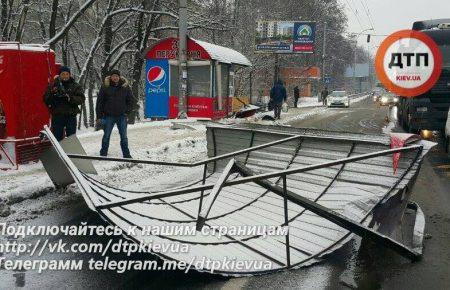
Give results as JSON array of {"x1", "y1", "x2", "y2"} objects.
[
  {"x1": 359, "y1": 0, "x2": 375, "y2": 30},
  {"x1": 344, "y1": 0, "x2": 364, "y2": 31}
]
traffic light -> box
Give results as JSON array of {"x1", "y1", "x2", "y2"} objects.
[{"x1": 367, "y1": 34, "x2": 371, "y2": 43}]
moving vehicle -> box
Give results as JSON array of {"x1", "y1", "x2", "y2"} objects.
[
  {"x1": 326, "y1": 90, "x2": 349, "y2": 107},
  {"x1": 379, "y1": 92, "x2": 400, "y2": 106},
  {"x1": 397, "y1": 19, "x2": 450, "y2": 133},
  {"x1": 372, "y1": 87, "x2": 386, "y2": 102}
]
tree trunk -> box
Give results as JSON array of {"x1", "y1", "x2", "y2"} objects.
[
  {"x1": 88, "y1": 75, "x2": 95, "y2": 126},
  {"x1": 101, "y1": 1, "x2": 114, "y2": 79},
  {"x1": 1, "y1": 0, "x2": 8, "y2": 40},
  {"x1": 128, "y1": 0, "x2": 159, "y2": 124},
  {"x1": 15, "y1": 0, "x2": 30, "y2": 42},
  {"x1": 49, "y1": 0, "x2": 59, "y2": 50}
]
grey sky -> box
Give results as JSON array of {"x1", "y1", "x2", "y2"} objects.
[{"x1": 341, "y1": 0, "x2": 450, "y2": 55}]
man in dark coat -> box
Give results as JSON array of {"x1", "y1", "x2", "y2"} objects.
[
  {"x1": 44, "y1": 66, "x2": 85, "y2": 141},
  {"x1": 293, "y1": 85, "x2": 300, "y2": 108},
  {"x1": 270, "y1": 79, "x2": 287, "y2": 120},
  {"x1": 320, "y1": 87, "x2": 329, "y2": 106},
  {"x1": 96, "y1": 69, "x2": 133, "y2": 158}
]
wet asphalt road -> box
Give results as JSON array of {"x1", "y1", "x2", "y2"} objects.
[{"x1": 1, "y1": 97, "x2": 450, "y2": 289}]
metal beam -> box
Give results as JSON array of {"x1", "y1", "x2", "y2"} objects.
[
  {"x1": 97, "y1": 145, "x2": 422, "y2": 210},
  {"x1": 67, "y1": 154, "x2": 193, "y2": 167},
  {"x1": 196, "y1": 159, "x2": 236, "y2": 230},
  {"x1": 234, "y1": 161, "x2": 421, "y2": 262},
  {"x1": 67, "y1": 134, "x2": 301, "y2": 167}
]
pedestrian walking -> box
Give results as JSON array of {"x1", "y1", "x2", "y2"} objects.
[
  {"x1": 321, "y1": 87, "x2": 329, "y2": 106},
  {"x1": 270, "y1": 79, "x2": 287, "y2": 120},
  {"x1": 96, "y1": 69, "x2": 133, "y2": 158},
  {"x1": 44, "y1": 66, "x2": 85, "y2": 141},
  {"x1": 293, "y1": 86, "x2": 300, "y2": 108}
]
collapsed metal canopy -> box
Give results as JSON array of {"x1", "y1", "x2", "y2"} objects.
[{"x1": 41, "y1": 124, "x2": 433, "y2": 276}]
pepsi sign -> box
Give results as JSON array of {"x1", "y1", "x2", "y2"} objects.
[
  {"x1": 145, "y1": 59, "x2": 170, "y2": 118},
  {"x1": 147, "y1": 66, "x2": 167, "y2": 88}
]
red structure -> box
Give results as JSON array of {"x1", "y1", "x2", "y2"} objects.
[
  {"x1": 279, "y1": 67, "x2": 321, "y2": 97},
  {"x1": 144, "y1": 37, "x2": 251, "y2": 119},
  {"x1": 0, "y1": 43, "x2": 58, "y2": 169}
]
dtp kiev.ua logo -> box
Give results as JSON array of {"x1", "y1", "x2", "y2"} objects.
[{"x1": 375, "y1": 30, "x2": 442, "y2": 97}]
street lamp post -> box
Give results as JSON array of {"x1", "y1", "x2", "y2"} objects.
[{"x1": 322, "y1": 21, "x2": 327, "y2": 88}]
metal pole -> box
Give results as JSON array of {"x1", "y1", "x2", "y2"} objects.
[
  {"x1": 368, "y1": 43, "x2": 372, "y2": 92},
  {"x1": 322, "y1": 21, "x2": 327, "y2": 88},
  {"x1": 353, "y1": 38, "x2": 357, "y2": 94},
  {"x1": 274, "y1": 53, "x2": 279, "y2": 84},
  {"x1": 249, "y1": 70, "x2": 253, "y2": 104},
  {"x1": 283, "y1": 175, "x2": 291, "y2": 267},
  {"x1": 178, "y1": 0, "x2": 188, "y2": 119}
]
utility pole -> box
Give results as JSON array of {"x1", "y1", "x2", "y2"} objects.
[
  {"x1": 178, "y1": 0, "x2": 188, "y2": 118},
  {"x1": 273, "y1": 53, "x2": 279, "y2": 84},
  {"x1": 353, "y1": 38, "x2": 357, "y2": 93},
  {"x1": 322, "y1": 21, "x2": 327, "y2": 88}
]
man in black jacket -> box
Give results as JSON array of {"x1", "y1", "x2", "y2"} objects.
[
  {"x1": 270, "y1": 79, "x2": 287, "y2": 120},
  {"x1": 96, "y1": 69, "x2": 133, "y2": 158},
  {"x1": 293, "y1": 85, "x2": 300, "y2": 108},
  {"x1": 44, "y1": 66, "x2": 85, "y2": 141}
]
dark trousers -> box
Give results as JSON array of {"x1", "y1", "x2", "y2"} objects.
[
  {"x1": 51, "y1": 115, "x2": 77, "y2": 141},
  {"x1": 294, "y1": 97, "x2": 299, "y2": 108},
  {"x1": 100, "y1": 115, "x2": 130, "y2": 157},
  {"x1": 274, "y1": 102, "x2": 282, "y2": 119}
]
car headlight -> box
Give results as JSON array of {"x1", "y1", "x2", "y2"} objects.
[
  {"x1": 393, "y1": 97, "x2": 399, "y2": 102},
  {"x1": 381, "y1": 97, "x2": 388, "y2": 103}
]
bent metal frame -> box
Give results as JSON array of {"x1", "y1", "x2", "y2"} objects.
[{"x1": 40, "y1": 125, "x2": 428, "y2": 276}]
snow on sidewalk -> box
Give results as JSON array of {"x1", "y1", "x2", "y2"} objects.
[
  {"x1": 0, "y1": 94, "x2": 371, "y2": 222},
  {"x1": 0, "y1": 122, "x2": 208, "y2": 222}
]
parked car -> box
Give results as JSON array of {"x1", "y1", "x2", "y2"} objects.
[
  {"x1": 379, "y1": 92, "x2": 399, "y2": 106},
  {"x1": 326, "y1": 91, "x2": 349, "y2": 108},
  {"x1": 445, "y1": 106, "x2": 450, "y2": 154}
]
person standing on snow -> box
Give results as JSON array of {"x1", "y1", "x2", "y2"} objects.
[
  {"x1": 44, "y1": 66, "x2": 85, "y2": 141},
  {"x1": 270, "y1": 79, "x2": 287, "y2": 120},
  {"x1": 293, "y1": 85, "x2": 300, "y2": 108},
  {"x1": 320, "y1": 86, "x2": 329, "y2": 106},
  {"x1": 96, "y1": 69, "x2": 133, "y2": 158}
]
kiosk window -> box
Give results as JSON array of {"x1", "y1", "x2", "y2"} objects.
[{"x1": 187, "y1": 65, "x2": 211, "y2": 97}]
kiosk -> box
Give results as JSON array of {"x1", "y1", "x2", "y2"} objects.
[
  {"x1": 0, "y1": 43, "x2": 58, "y2": 169},
  {"x1": 144, "y1": 37, "x2": 251, "y2": 119}
]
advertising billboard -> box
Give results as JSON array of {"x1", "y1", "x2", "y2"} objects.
[
  {"x1": 255, "y1": 21, "x2": 316, "y2": 53},
  {"x1": 145, "y1": 59, "x2": 170, "y2": 118}
]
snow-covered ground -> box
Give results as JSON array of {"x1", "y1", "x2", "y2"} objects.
[
  {"x1": 0, "y1": 122, "x2": 207, "y2": 223},
  {"x1": 222, "y1": 93, "x2": 371, "y2": 126},
  {"x1": 0, "y1": 94, "x2": 371, "y2": 223}
]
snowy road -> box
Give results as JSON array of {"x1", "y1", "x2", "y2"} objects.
[{"x1": 1, "y1": 97, "x2": 450, "y2": 289}]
